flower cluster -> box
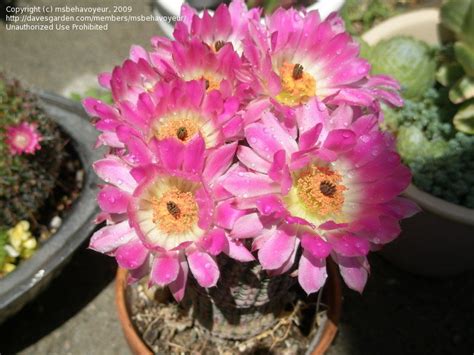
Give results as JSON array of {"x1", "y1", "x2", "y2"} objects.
[{"x1": 84, "y1": 0, "x2": 418, "y2": 299}]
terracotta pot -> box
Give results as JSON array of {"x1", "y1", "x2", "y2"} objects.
[
  {"x1": 362, "y1": 9, "x2": 474, "y2": 277},
  {"x1": 116, "y1": 261, "x2": 342, "y2": 355}
]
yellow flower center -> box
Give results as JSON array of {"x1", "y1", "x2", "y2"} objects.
[
  {"x1": 143, "y1": 82, "x2": 154, "y2": 92},
  {"x1": 200, "y1": 75, "x2": 221, "y2": 92},
  {"x1": 14, "y1": 134, "x2": 28, "y2": 148},
  {"x1": 276, "y1": 62, "x2": 316, "y2": 106},
  {"x1": 284, "y1": 165, "x2": 346, "y2": 224},
  {"x1": 154, "y1": 116, "x2": 200, "y2": 143},
  {"x1": 151, "y1": 187, "x2": 199, "y2": 235},
  {"x1": 152, "y1": 111, "x2": 219, "y2": 148}
]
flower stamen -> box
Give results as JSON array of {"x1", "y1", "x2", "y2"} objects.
[
  {"x1": 214, "y1": 40, "x2": 226, "y2": 52},
  {"x1": 152, "y1": 187, "x2": 198, "y2": 234},
  {"x1": 292, "y1": 63, "x2": 304, "y2": 80},
  {"x1": 276, "y1": 62, "x2": 316, "y2": 106},
  {"x1": 176, "y1": 127, "x2": 188, "y2": 141},
  {"x1": 319, "y1": 180, "x2": 337, "y2": 197},
  {"x1": 166, "y1": 201, "x2": 181, "y2": 219},
  {"x1": 295, "y1": 166, "x2": 347, "y2": 217}
]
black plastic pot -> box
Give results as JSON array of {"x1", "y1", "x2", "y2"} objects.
[{"x1": 0, "y1": 92, "x2": 102, "y2": 323}]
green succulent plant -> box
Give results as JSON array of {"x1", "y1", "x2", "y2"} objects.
[
  {"x1": 370, "y1": 36, "x2": 437, "y2": 100},
  {"x1": 0, "y1": 74, "x2": 67, "y2": 226},
  {"x1": 383, "y1": 88, "x2": 474, "y2": 208},
  {"x1": 437, "y1": 0, "x2": 474, "y2": 134}
]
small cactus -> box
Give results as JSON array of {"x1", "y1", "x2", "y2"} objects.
[{"x1": 0, "y1": 73, "x2": 67, "y2": 226}]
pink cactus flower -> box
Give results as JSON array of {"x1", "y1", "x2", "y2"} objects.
[
  {"x1": 5, "y1": 122, "x2": 42, "y2": 155},
  {"x1": 98, "y1": 35, "x2": 250, "y2": 106},
  {"x1": 89, "y1": 136, "x2": 254, "y2": 301},
  {"x1": 150, "y1": 39, "x2": 250, "y2": 99},
  {"x1": 83, "y1": 79, "x2": 242, "y2": 155},
  {"x1": 244, "y1": 8, "x2": 403, "y2": 109},
  {"x1": 174, "y1": 0, "x2": 262, "y2": 54},
  {"x1": 222, "y1": 99, "x2": 419, "y2": 294}
]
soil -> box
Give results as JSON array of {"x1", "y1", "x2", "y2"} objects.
[
  {"x1": 34, "y1": 133, "x2": 84, "y2": 242},
  {"x1": 128, "y1": 281, "x2": 329, "y2": 354},
  {"x1": 0, "y1": 133, "x2": 84, "y2": 278}
]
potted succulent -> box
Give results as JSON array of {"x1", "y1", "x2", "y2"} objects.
[
  {"x1": 0, "y1": 75, "x2": 102, "y2": 322},
  {"x1": 84, "y1": 0, "x2": 417, "y2": 352},
  {"x1": 152, "y1": 0, "x2": 345, "y2": 37},
  {"x1": 361, "y1": 2, "x2": 474, "y2": 276}
]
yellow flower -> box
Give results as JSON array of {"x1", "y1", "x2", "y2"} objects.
[
  {"x1": 2, "y1": 262, "x2": 16, "y2": 273},
  {"x1": 23, "y1": 238, "x2": 37, "y2": 250},
  {"x1": 7, "y1": 220, "x2": 33, "y2": 251}
]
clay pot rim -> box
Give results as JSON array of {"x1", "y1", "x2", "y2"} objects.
[
  {"x1": 363, "y1": 8, "x2": 474, "y2": 227},
  {"x1": 115, "y1": 261, "x2": 342, "y2": 355}
]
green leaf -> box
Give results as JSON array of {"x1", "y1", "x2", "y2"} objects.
[
  {"x1": 449, "y1": 75, "x2": 474, "y2": 103},
  {"x1": 460, "y1": 0, "x2": 474, "y2": 47},
  {"x1": 441, "y1": 0, "x2": 472, "y2": 34},
  {"x1": 453, "y1": 100, "x2": 474, "y2": 134},
  {"x1": 436, "y1": 63, "x2": 465, "y2": 86},
  {"x1": 0, "y1": 229, "x2": 8, "y2": 269},
  {"x1": 69, "y1": 92, "x2": 82, "y2": 102},
  {"x1": 454, "y1": 41, "x2": 474, "y2": 76}
]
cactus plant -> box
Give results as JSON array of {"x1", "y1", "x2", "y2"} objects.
[
  {"x1": 0, "y1": 73, "x2": 67, "y2": 226},
  {"x1": 437, "y1": 0, "x2": 474, "y2": 134}
]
